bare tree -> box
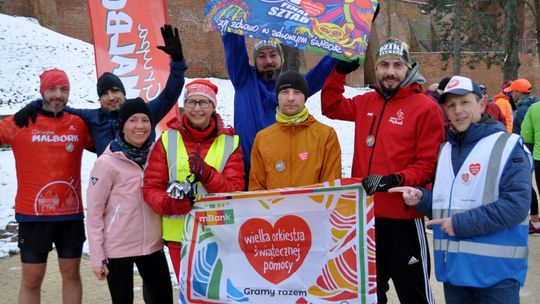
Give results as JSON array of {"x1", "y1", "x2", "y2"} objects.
[
  {"x1": 281, "y1": 46, "x2": 301, "y2": 72},
  {"x1": 501, "y1": 0, "x2": 520, "y2": 79},
  {"x1": 525, "y1": 0, "x2": 540, "y2": 63}
]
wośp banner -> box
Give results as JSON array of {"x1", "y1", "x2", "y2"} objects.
[
  {"x1": 204, "y1": 0, "x2": 378, "y2": 62},
  {"x1": 179, "y1": 180, "x2": 377, "y2": 303},
  {"x1": 87, "y1": 0, "x2": 177, "y2": 129}
]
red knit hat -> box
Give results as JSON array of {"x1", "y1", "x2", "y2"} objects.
[
  {"x1": 184, "y1": 79, "x2": 218, "y2": 107},
  {"x1": 39, "y1": 68, "x2": 70, "y2": 95}
]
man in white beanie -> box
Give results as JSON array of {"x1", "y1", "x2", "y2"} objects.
[{"x1": 321, "y1": 38, "x2": 445, "y2": 303}]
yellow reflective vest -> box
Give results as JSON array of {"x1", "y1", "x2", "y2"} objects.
[{"x1": 161, "y1": 130, "x2": 239, "y2": 242}]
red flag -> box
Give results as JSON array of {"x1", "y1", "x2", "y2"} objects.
[{"x1": 87, "y1": 0, "x2": 177, "y2": 130}]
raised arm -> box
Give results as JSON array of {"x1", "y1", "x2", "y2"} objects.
[
  {"x1": 147, "y1": 24, "x2": 187, "y2": 124},
  {"x1": 222, "y1": 32, "x2": 252, "y2": 87},
  {"x1": 305, "y1": 56, "x2": 339, "y2": 97}
]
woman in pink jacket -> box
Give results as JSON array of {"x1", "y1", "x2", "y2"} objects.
[{"x1": 86, "y1": 98, "x2": 172, "y2": 303}]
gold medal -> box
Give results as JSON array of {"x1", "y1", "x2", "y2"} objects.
[{"x1": 366, "y1": 135, "x2": 375, "y2": 147}]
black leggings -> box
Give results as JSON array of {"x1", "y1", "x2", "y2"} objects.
[
  {"x1": 532, "y1": 160, "x2": 540, "y2": 216},
  {"x1": 106, "y1": 250, "x2": 172, "y2": 304}
]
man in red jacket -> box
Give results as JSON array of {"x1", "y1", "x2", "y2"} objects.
[{"x1": 321, "y1": 38, "x2": 445, "y2": 304}]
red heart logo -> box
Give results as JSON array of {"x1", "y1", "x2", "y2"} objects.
[
  {"x1": 461, "y1": 173, "x2": 470, "y2": 183},
  {"x1": 469, "y1": 163, "x2": 481, "y2": 176},
  {"x1": 238, "y1": 215, "x2": 312, "y2": 284},
  {"x1": 300, "y1": 0, "x2": 326, "y2": 17}
]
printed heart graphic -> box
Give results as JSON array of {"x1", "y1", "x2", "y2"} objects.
[
  {"x1": 469, "y1": 163, "x2": 481, "y2": 176},
  {"x1": 300, "y1": 0, "x2": 326, "y2": 17},
  {"x1": 461, "y1": 173, "x2": 470, "y2": 183},
  {"x1": 238, "y1": 215, "x2": 312, "y2": 284}
]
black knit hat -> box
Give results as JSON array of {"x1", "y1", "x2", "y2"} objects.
[
  {"x1": 118, "y1": 97, "x2": 151, "y2": 130},
  {"x1": 97, "y1": 72, "x2": 126, "y2": 97},
  {"x1": 275, "y1": 70, "x2": 309, "y2": 99}
]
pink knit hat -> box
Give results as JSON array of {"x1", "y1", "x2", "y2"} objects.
[{"x1": 184, "y1": 79, "x2": 218, "y2": 107}]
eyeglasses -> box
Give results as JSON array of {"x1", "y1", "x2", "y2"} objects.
[{"x1": 185, "y1": 99, "x2": 212, "y2": 109}]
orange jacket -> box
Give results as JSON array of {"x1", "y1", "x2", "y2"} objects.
[
  {"x1": 249, "y1": 115, "x2": 342, "y2": 190},
  {"x1": 0, "y1": 111, "x2": 92, "y2": 221},
  {"x1": 494, "y1": 92, "x2": 513, "y2": 132}
]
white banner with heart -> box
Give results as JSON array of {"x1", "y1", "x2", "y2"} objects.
[{"x1": 178, "y1": 179, "x2": 377, "y2": 303}]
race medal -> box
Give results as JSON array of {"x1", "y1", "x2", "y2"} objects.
[
  {"x1": 366, "y1": 135, "x2": 375, "y2": 147},
  {"x1": 275, "y1": 160, "x2": 286, "y2": 172},
  {"x1": 65, "y1": 143, "x2": 74, "y2": 152}
]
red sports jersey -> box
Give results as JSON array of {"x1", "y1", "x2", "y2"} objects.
[{"x1": 0, "y1": 112, "x2": 92, "y2": 222}]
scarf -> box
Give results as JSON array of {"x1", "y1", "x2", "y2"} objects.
[
  {"x1": 275, "y1": 106, "x2": 309, "y2": 124},
  {"x1": 182, "y1": 114, "x2": 217, "y2": 142},
  {"x1": 111, "y1": 133, "x2": 151, "y2": 168}
]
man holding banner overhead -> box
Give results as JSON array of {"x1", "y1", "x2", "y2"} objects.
[
  {"x1": 321, "y1": 38, "x2": 445, "y2": 303},
  {"x1": 221, "y1": 33, "x2": 337, "y2": 186}
]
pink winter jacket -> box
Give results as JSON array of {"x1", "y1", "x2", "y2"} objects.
[{"x1": 86, "y1": 145, "x2": 163, "y2": 268}]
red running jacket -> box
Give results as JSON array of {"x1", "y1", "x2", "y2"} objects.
[{"x1": 322, "y1": 71, "x2": 445, "y2": 219}]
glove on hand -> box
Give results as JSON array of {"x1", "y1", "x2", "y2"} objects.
[
  {"x1": 189, "y1": 153, "x2": 213, "y2": 183},
  {"x1": 335, "y1": 59, "x2": 360, "y2": 75},
  {"x1": 157, "y1": 24, "x2": 183, "y2": 61},
  {"x1": 14, "y1": 104, "x2": 38, "y2": 128},
  {"x1": 362, "y1": 174, "x2": 402, "y2": 196}
]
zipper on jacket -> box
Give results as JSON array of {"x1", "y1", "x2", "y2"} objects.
[
  {"x1": 107, "y1": 205, "x2": 120, "y2": 232},
  {"x1": 366, "y1": 99, "x2": 390, "y2": 175},
  {"x1": 142, "y1": 175, "x2": 148, "y2": 256}
]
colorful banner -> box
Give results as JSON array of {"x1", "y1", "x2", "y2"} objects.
[
  {"x1": 87, "y1": 0, "x2": 177, "y2": 129},
  {"x1": 179, "y1": 180, "x2": 377, "y2": 303},
  {"x1": 205, "y1": 0, "x2": 378, "y2": 61}
]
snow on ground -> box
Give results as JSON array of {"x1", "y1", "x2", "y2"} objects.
[{"x1": 0, "y1": 13, "x2": 367, "y2": 257}]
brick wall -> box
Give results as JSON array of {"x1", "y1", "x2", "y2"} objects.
[{"x1": 1, "y1": 0, "x2": 538, "y2": 91}]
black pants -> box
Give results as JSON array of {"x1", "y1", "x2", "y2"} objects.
[
  {"x1": 106, "y1": 250, "x2": 172, "y2": 304},
  {"x1": 375, "y1": 217, "x2": 434, "y2": 304},
  {"x1": 531, "y1": 160, "x2": 540, "y2": 216}
]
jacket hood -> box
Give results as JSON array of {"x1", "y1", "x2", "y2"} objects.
[
  {"x1": 401, "y1": 62, "x2": 426, "y2": 87},
  {"x1": 493, "y1": 92, "x2": 509, "y2": 101},
  {"x1": 447, "y1": 114, "x2": 506, "y2": 146}
]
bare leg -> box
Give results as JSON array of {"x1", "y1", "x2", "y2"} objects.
[
  {"x1": 19, "y1": 262, "x2": 47, "y2": 304},
  {"x1": 58, "y1": 257, "x2": 82, "y2": 304}
]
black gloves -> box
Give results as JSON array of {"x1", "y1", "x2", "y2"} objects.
[
  {"x1": 189, "y1": 153, "x2": 214, "y2": 183},
  {"x1": 362, "y1": 174, "x2": 403, "y2": 196},
  {"x1": 14, "y1": 104, "x2": 38, "y2": 128},
  {"x1": 157, "y1": 24, "x2": 183, "y2": 62},
  {"x1": 335, "y1": 59, "x2": 360, "y2": 75}
]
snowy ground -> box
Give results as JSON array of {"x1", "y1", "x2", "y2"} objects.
[{"x1": 0, "y1": 13, "x2": 366, "y2": 257}]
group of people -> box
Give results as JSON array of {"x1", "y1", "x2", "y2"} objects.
[{"x1": 1, "y1": 22, "x2": 536, "y2": 304}]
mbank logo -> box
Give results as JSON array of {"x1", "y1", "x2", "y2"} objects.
[{"x1": 196, "y1": 209, "x2": 235, "y2": 225}]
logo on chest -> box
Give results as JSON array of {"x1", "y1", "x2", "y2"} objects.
[{"x1": 388, "y1": 109, "x2": 404, "y2": 125}]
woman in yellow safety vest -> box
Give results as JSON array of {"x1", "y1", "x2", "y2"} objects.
[{"x1": 142, "y1": 79, "x2": 244, "y2": 280}]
